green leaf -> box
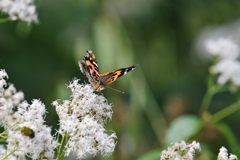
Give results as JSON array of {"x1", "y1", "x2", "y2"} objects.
[
  {"x1": 165, "y1": 115, "x2": 202, "y2": 145},
  {"x1": 137, "y1": 149, "x2": 161, "y2": 160}
]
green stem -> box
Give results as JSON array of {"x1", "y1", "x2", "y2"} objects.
[
  {"x1": 0, "y1": 18, "x2": 10, "y2": 24},
  {"x1": 212, "y1": 100, "x2": 240, "y2": 123},
  {"x1": 59, "y1": 133, "x2": 69, "y2": 160},
  {"x1": 56, "y1": 132, "x2": 68, "y2": 159},
  {"x1": 0, "y1": 131, "x2": 7, "y2": 140},
  {"x1": 200, "y1": 85, "x2": 220, "y2": 113},
  {"x1": 200, "y1": 75, "x2": 226, "y2": 113}
]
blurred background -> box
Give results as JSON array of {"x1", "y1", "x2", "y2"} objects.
[{"x1": 1, "y1": 0, "x2": 240, "y2": 159}]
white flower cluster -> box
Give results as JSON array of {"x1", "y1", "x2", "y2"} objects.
[
  {"x1": 217, "y1": 147, "x2": 238, "y2": 160},
  {"x1": 206, "y1": 38, "x2": 239, "y2": 60},
  {"x1": 160, "y1": 141, "x2": 201, "y2": 160},
  {"x1": 53, "y1": 80, "x2": 117, "y2": 159},
  {"x1": 0, "y1": 69, "x2": 57, "y2": 160},
  {"x1": 0, "y1": 0, "x2": 38, "y2": 23},
  {"x1": 160, "y1": 141, "x2": 238, "y2": 160},
  {"x1": 205, "y1": 38, "x2": 240, "y2": 87}
]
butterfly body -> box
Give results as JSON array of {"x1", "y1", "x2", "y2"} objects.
[{"x1": 79, "y1": 50, "x2": 136, "y2": 91}]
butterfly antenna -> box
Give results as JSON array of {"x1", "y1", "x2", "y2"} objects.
[{"x1": 105, "y1": 86, "x2": 125, "y2": 94}]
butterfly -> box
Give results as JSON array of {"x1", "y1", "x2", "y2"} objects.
[{"x1": 79, "y1": 50, "x2": 136, "y2": 92}]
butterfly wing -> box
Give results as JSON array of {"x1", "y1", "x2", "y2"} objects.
[
  {"x1": 83, "y1": 50, "x2": 100, "y2": 77},
  {"x1": 99, "y1": 65, "x2": 136, "y2": 86},
  {"x1": 79, "y1": 50, "x2": 137, "y2": 92},
  {"x1": 79, "y1": 50, "x2": 101, "y2": 90}
]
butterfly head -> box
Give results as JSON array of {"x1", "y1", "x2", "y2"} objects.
[{"x1": 86, "y1": 50, "x2": 96, "y2": 60}]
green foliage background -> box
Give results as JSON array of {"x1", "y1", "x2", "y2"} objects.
[{"x1": 1, "y1": 0, "x2": 240, "y2": 159}]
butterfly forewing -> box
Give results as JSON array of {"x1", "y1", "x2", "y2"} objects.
[{"x1": 99, "y1": 65, "x2": 136, "y2": 86}]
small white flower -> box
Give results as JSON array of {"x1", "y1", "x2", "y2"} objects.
[
  {"x1": 0, "y1": 69, "x2": 8, "y2": 95},
  {"x1": 54, "y1": 80, "x2": 117, "y2": 159},
  {"x1": 160, "y1": 141, "x2": 201, "y2": 160},
  {"x1": 218, "y1": 147, "x2": 238, "y2": 160},
  {"x1": 0, "y1": 0, "x2": 38, "y2": 23},
  {"x1": 205, "y1": 38, "x2": 240, "y2": 60},
  {"x1": 0, "y1": 69, "x2": 8, "y2": 79},
  {"x1": 0, "y1": 82, "x2": 25, "y2": 127},
  {"x1": 211, "y1": 59, "x2": 240, "y2": 86},
  {"x1": 0, "y1": 145, "x2": 19, "y2": 160}
]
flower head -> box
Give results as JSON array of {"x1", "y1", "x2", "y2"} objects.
[
  {"x1": 0, "y1": 70, "x2": 57, "y2": 159},
  {"x1": 160, "y1": 141, "x2": 201, "y2": 160},
  {"x1": 203, "y1": 37, "x2": 240, "y2": 87},
  {"x1": 0, "y1": 70, "x2": 24, "y2": 127},
  {"x1": 6, "y1": 100, "x2": 57, "y2": 159},
  {"x1": 53, "y1": 80, "x2": 117, "y2": 159},
  {"x1": 205, "y1": 38, "x2": 240, "y2": 60},
  {"x1": 211, "y1": 59, "x2": 240, "y2": 86},
  {"x1": 218, "y1": 147, "x2": 238, "y2": 160},
  {"x1": 0, "y1": 0, "x2": 38, "y2": 23}
]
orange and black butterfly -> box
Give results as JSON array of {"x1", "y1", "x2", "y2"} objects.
[{"x1": 79, "y1": 50, "x2": 136, "y2": 92}]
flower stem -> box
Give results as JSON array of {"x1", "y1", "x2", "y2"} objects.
[
  {"x1": 200, "y1": 88, "x2": 215, "y2": 113},
  {"x1": 0, "y1": 132, "x2": 7, "y2": 137},
  {"x1": 0, "y1": 131, "x2": 7, "y2": 140},
  {"x1": 212, "y1": 100, "x2": 240, "y2": 123},
  {"x1": 56, "y1": 132, "x2": 68, "y2": 160},
  {"x1": 0, "y1": 18, "x2": 10, "y2": 24},
  {"x1": 59, "y1": 133, "x2": 69, "y2": 159},
  {"x1": 200, "y1": 76, "x2": 223, "y2": 113}
]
